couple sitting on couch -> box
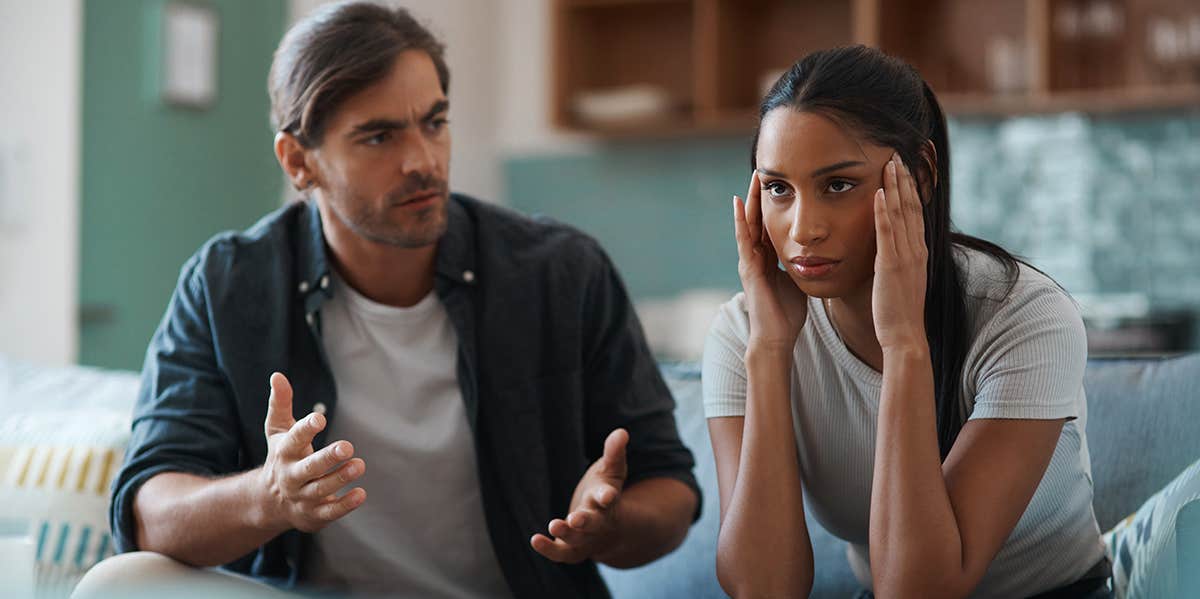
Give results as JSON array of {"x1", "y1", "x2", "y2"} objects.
[{"x1": 75, "y1": 3, "x2": 1191, "y2": 598}]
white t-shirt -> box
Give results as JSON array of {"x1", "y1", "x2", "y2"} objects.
[
  {"x1": 304, "y1": 274, "x2": 513, "y2": 599},
  {"x1": 702, "y1": 247, "x2": 1107, "y2": 598}
]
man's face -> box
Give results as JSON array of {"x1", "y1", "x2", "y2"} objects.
[{"x1": 309, "y1": 50, "x2": 451, "y2": 248}]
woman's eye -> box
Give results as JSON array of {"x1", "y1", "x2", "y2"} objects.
[
  {"x1": 827, "y1": 180, "x2": 855, "y2": 193},
  {"x1": 763, "y1": 182, "x2": 791, "y2": 198}
]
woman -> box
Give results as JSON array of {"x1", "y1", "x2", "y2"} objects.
[{"x1": 703, "y1": 46, "x2": 1112, "y2": 598}]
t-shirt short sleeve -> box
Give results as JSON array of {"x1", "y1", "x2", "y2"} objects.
[
  {"x1": 702, "y1": 294, "x2": 751, "y2": 418},
  {"x1": 966, "y1": 283, "x2": 1088, "y2": 421}
]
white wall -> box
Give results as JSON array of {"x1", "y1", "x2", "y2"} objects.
[
  {"x1": 0, "y1": 0, "x2": 81, "y2": 366},
  {"x1": 288, "y1": 0, "x2": 591, "y2": 203},
  {"x1": 289, "y1": 0, "x2": 505, "y2": 201},
  {"x1": 493, "y1": 0, "x2": 593, "y2": 158}
]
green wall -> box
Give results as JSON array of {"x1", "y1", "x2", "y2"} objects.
[
  {"x1": 506, "y1": 137, "x2": 753, "y2": 299},
  {"x1": 80, "y1": 0, "x2": 287, "y2": 369},
  {"x1": 505, "y1": 112, "x2": 1200, "y2": 348}
]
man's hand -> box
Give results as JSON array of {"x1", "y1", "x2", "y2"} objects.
[
  {"x1": 254, "y1": 372, "x2": 366, "y2": 534},
  {"x1": 531, "y1": 428, "x2": 629, "y2": 564}
]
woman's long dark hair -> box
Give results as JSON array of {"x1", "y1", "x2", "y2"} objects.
[{"x1": 752, "y1": 45, "x2": 1021, "y2": 460}]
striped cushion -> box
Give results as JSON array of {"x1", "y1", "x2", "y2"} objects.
[{"x1": 0, "y1": 358, "x2": 138, "y2": 598}]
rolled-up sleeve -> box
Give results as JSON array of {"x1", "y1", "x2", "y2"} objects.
[
  {"x1": 578, "y1": 241, "x2": 702, "y2": 521},
  {"x1": 109, "y1": 254, "x2": 241, "y2": 553},
  {"x1": 967, "y1": 284, "x2": 1088, "y2": 421}
]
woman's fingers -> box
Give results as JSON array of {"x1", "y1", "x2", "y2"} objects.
[
  {"x1": 899, "y1": 159, "x2": 927, "y2": 254},
  {"x1": 874, "y1": 187, "x2": 896, "y2": 264},
  {"x1": 733, "y1": 195, "x2": 751, "y2": 257},
  {"x1": 745, "y1": 171, "x2": 763, "y2": 247},
  {"x1": 883, "y1": 155, "x2": 910, "y2": 259}
]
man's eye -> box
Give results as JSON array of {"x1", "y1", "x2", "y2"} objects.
[
  {"x1": 364, "y1": 132, "x2": 390, "y2": 145},
  {"x1": 428, "y1": 118, "x2": 449, "y2": 132}
]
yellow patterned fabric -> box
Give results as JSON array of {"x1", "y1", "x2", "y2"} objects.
[{"x1": 0, "y1": 358, "x2": 139, "y2": 599}]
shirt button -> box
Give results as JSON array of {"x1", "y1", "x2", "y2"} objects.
[
  {"x1": 305, "y1": 312, "x2": 315, "y2": 326},
  {"x1": 313, "y1": 402, "x2": 327, "y2": 415},
  {"x1": 462, "y1": 270, "x2": 475, "y2": 283},
  {"x1": 320, "y1": 275, "x2": 330, "y2": 289},
  {"x1": 298, "y1": 281, "x2": 309, "y2": 293}
]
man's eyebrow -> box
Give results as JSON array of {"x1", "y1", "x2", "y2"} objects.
[
  {"x1": 346, "y1": 100, "x2": 449, "y2": 138},
  {"x1": 422, "y1": 99, "x2": 449, "y2": 121},
  {"x1": 348, "y1": 118, "x2": 405, "y2": 137}
]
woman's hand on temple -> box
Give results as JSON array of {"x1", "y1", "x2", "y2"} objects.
[
  {"x1": 871, "y1": 153, "x2": 929, "y2": 352},
  {"x1": 733, "y1": 171, "x2": 808, "y2": 352}
]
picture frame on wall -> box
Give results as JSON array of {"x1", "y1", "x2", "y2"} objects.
[{"x1": 159, "y1": 1, "x2": 219, "y2": 110}]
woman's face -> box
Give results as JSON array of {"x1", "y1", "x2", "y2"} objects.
[{"x1": 754, "y1": 108, "x2": 896, "y2": 300}]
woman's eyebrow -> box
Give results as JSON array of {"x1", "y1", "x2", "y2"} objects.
[
  {"x1": 810, "y1": 160, "x2": 865, "y2": 178},
  {"x1": 757, "y1": 160, "x2": 866, "y2": 180}
]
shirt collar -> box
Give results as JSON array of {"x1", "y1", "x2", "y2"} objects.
[
  {"x1": 295, "y1": 194, "x2": 477, "y2": 305},
  {"x1": 434, "y1": 193, "x2": 478, "y2": 286}
]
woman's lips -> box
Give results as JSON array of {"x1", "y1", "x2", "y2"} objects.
[{"x1": 788, "y1": 256, "x2": 839, "y2": 278}]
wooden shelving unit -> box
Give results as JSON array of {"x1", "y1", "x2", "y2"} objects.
[{"x1": 552, "y1": 0, "x2": 1200, "y2": 136}]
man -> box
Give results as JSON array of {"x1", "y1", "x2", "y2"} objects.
[{"x1": 78, "y1": 3, "x2": 699, "y2": 597}]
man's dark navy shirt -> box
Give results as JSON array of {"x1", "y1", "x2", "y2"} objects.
[{"x1": 110, "y1": 194, "x2": 700, "y2": 598}]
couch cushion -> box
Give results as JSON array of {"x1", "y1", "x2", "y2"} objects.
[
  {"x1": 0, "y1": 357, "x2": 140, "y2": 598},
  {"x1": 599, "y1": 363, "x2": 859, "y2": 599},
  {"x1": 1085, "y1": 355, "x2": 1200, "y2": 530},
  {"x1": 602, "y1": 355, "x2": 1200, "y2": 598}
]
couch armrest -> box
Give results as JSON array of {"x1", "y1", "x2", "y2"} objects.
[{"x1": 1178, "y1": 498, "x2": 1200, "y2": 599}]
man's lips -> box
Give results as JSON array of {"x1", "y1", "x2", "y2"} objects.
[{"x1": 394, "y1": 190, "x2": 443, "y2": 207}]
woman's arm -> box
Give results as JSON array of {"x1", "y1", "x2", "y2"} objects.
[
  {"x1": 710, "y1": 345, "x2": 814, "y2": 598},
  {"x1": 867, "y1": 154, "x2": 1067, "y2": 598},
  {"x1": 708, "y1": 172, "x2": 815, "y2": 598},
  {"x1": 869, "y1": 345, "x2": 1064, "y2": 598}
]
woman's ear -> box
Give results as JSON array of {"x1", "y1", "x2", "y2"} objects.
[
  {"x1": 274, "y1": 131, "x2": 320, "y2": 191},
  {"x1": 917, "y1": 139, "x2": 938, "y2": 204}
]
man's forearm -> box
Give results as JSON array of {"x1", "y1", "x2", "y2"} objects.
[
  {"x1": 594, "y1": 477, "x2": 697, "y2": 569},
  {"x1": 134, "y1": 469, "x2": 284, "y2": 567}
]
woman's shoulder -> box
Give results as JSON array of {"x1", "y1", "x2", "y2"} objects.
[
  {"x1": 955, "y1": 245, "x2": 1085, "y2": 350},
  {"x1": 709, "y1": 292, "x2": 751, "y2": 341},
  {"x1": 956, "y1": 245, "x2": 1073, "y2": 307}
]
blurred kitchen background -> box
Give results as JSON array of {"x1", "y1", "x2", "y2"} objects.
[{"x1": 1, "y1": 0, "x2": 1198, "y2": 372}]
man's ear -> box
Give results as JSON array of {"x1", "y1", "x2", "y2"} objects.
[
  {"x1": 917, "y1": 139, "x2": 939, "y2": 204},
  {"x1": 274, "y1": 131, "x2": 319, "y2": 191}
]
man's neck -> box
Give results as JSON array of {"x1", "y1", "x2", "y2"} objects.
[{"x1": 319, "y1": 207, "x2": 437, "y2": 309}]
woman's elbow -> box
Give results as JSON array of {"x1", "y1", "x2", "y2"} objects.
[
  {"x1": 715, "y1": 546, "x2": 812, "y2": 598},
  {"x1": 871, "y1": 570, "x2": 975, "y2": 599}
]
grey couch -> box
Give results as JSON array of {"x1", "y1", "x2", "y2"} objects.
[
  {"x1": 3, "y1": 355, "x2": 1196, "y2": 597},
  {"x1": 599, "y1": 355, "x2": 1200, "y2": 598}
]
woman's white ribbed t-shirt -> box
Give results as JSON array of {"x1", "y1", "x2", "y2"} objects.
[{"x1": 702, "y1": 247, "x2": 1107, "y2": 598}]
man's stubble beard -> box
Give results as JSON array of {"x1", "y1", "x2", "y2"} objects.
[{"x1": 328, "y1": 189, "x2": 449, "y2": 249}]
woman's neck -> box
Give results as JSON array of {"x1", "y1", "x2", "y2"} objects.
[{"x1": 826, "y1": 286, "x2": 884, "y2": 372}]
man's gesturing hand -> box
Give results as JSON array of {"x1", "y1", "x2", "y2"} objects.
[
  {"x1": 531, "y1": 428, "x2": 629, "y2": 564},
  {"x1": 254, "y1": 372, "x2": 365, "y2": 534}
]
